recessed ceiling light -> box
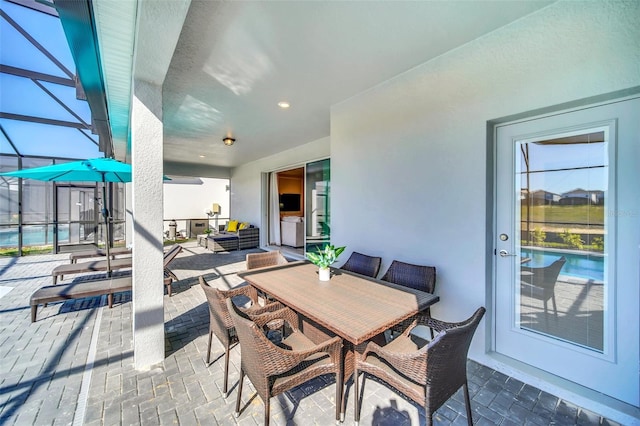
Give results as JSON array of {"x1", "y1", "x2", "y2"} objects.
[
  {"x1": 199, "y1": 155, "x2": 205, "y2": 158},
  {"x1": 277, "y1": 101, "x2": 290, "y2": 109}
]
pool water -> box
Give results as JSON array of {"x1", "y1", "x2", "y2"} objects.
[
  {"x1": 0, "y1": 226, "x2": 69, "y2": 248},
  {"x1": 521, "y1": 248, "x2": 604, "y2": 281}
]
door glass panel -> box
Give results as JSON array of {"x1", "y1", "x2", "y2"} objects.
[
  {"x1": 517, "y1": 128, "x2": 607, "y2": 352},
  {"x1": 305, "y1": 159, "x2": 330, "y2": 253},
  {"x1": 57, "y1": 185, "x2": 97, "y2": 249}
]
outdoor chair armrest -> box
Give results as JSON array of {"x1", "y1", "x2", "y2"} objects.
[
  {"x1": 250, "y1": 306, "x2": 298, "y2": 330},
  {"x1": 359, "y1": 338, "x2": 428, "y2": 384},
  {"x1": 247, "y1": 301, "x2": 285, "y2": 315},
  {"x1": 361, "y1": 339, "x2": 427, "y2": 362},
  {"x1": 422, "y1": 314, "x2": 469, "y2": 333},
  {"x1": 220, "y1": 285, "x2": 259, "y2": 305},
  {"x1": 261, "y1": 334, "x2": 343, "y2": 377},
  {"x1": 246, "y1": 302, "x2": 286, "y2": 330}
]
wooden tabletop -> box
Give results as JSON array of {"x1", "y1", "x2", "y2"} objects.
[{"x1": 239, "y1": 261, "x2": 439, "y2": 345}]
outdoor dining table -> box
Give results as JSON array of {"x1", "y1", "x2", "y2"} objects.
[{"x1": 238, "y1": 259, "x2": 440, "y2": 412}]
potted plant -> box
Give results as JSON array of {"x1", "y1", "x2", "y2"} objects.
[{"x1": 306, "y1": 244, "x2": 346, "y2": 281}]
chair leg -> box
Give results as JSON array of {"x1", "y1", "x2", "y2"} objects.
[
  {"x1": 353, "y1": 369, "x2": 360, "y2": 425},
  {"x1": 206, "y1": 331, "x2": 213, "y2": 364},
  {"x1": 463, "y1": 382, "x2": 473, "y2": 426},
  {"x1": 552, "y1": 295, "x2": 558, "y2": 319},
  {"x1": 235, "y1": 369, "x2": 244, "y2": 417},
  {"x1": 335, "y1": 370, "x2": 343, "y2": 423},
  {"x1": 223, "y1": 345, "x2": 230, "y2": 396},
  {"x1": 543, "y1": 299, "x2": 550, "y2": 327},
  {"x1": 264, "y1": 395, "x2": 270, "y2": 426}
]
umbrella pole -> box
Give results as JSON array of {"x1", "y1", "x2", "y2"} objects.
[{"x1": 101, "y1": 181, "x2": 112, "y2": 278}]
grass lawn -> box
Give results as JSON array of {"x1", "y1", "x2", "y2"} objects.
[{"x1": 521, "y1": 205, "x2": 604, "y2": 225}]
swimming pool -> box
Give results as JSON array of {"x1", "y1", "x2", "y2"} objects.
[
  {"x1": 0, "y1": 226, "x2": 68, "y2": 248},
  {"x1": 521, "y1": 248, "x2": 604, "y2": 282}
]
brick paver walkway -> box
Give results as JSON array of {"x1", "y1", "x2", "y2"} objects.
[{"x1": 0, "y1": 242, "x2": 621, "y2": 425}]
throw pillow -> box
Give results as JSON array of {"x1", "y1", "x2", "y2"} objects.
[
  {"x1": 227, "y1": 220, "x2": 239, "y2": 232},
  {"x1": 239, "y1": 222, "x2": 250, "y2": 230}
]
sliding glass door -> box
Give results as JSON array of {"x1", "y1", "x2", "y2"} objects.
[{"x1": 305, "y1": 159, "x2": 330, "y2": 252}]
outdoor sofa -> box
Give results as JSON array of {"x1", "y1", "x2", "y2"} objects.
[{"x1": 206, "y1": 221, "x2": 259, "y2": 253}]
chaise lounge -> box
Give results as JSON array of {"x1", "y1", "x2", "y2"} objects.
[
  {"x1": 32, "y1": 245, "x2": 183, "y2": 321},
  {"x1": 30, "y1": 276, "x2": 174, "y2": 322},
  {"x1": 68, "y1": 246, "x2": 132, "y2": 264},
  {"x1": 52, "y1": 244, "x2": 181, "y2": 284}
]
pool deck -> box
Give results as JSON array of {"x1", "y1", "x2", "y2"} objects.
[{"x1": 0, "y1": 241, "x2": 623, "y2": 425}]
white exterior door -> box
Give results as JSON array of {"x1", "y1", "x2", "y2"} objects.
[{"x1": 494, "y1": 96, "x2": 639, "y2": 406}]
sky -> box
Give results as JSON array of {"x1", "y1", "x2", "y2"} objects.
[
  {"x1": 0, "y1": 0, "x2": 101, "y2": 161},
  {"x1": 518, "y1": 137, "x2": 607, "y2": 196}
]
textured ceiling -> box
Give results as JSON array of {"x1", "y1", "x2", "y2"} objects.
[{"x1": 95, "y1": 1, "x2": 554, "y2": 177}]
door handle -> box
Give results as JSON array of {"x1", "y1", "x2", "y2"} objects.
[{"x1": 499, "y1": 249, "x2": 517, "y2": 257}]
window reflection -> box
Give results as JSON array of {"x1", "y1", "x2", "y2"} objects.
[{"x1": 518, "y1": 129, "x2": 606, "y2": 352}]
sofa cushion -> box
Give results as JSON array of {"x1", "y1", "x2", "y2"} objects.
[
  {"x1": 239, "y1": 221, "x2": 250, "y2": 230},
  {"x1": 227, "y1": 220, "x2": 239, "y2": 232}
]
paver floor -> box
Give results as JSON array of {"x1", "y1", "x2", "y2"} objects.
[{"x1": 0, "y1": 242, "x2": 622, "y2": 425}]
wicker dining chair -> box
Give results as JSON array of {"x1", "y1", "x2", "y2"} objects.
[
  {"x1": 198, "y1": 276, "x2": 283, "y2": 396},
  {"x1": 246, "y1": 251, "x2": 289, "y2": 301},
  {"x1": 520, "y1": 256, "x2": 566, "y2": 319},
  {"x1": 246, "y1": 250, "x2": 289, "y2": 270},
  {"x1": 340, "y1": 251, "x2": 382, "y2": 278},
  {"x1": 381, "y1": 260, "x2": 437, "y2": 338},
  {"x1": 227, "y1": 299, "x2": 344, "y2": 426},
  {"x1": 353, "y1": 307, "x2": 486, "y2": 426}
]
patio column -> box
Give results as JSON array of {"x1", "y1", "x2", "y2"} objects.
[
  {"x1": 130, "y1": 78, "x2": 165, "y2": 369},
  {"x1": 125, "y1": 183, "x2": 133, "y2": 248}
]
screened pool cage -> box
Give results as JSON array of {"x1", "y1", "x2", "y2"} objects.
[
  {"x1": 0, "y1": 156, "x2": 127, "y2": 255},
  {"x1": 0, "y1": 0, "x2": 122, "y2": 255}
]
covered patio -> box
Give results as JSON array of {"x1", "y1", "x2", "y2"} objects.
[
  {"x1": 2, "y1": 0, "x2": 639, "y2": 424},
  {"x1": 0, "y1": 241, "x2": 615, "y2": 425}
]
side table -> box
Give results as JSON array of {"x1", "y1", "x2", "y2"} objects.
[{"x1": 197, "y1": 234, "x2": 209, "y2": 248}]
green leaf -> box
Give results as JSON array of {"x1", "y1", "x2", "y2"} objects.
[{"x1": 305, "y1": 244, "x2": 347, "y2": 268}]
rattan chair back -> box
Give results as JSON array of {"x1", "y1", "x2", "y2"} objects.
[
  {"x1": 199, "y1": 276, "x2": 269, "y2": 396},
  {"x1": 246, "y1": 251, "x2": 288, "y2": 270},
  {"x1": 424, "y1": 307, "x2": 485, "y2": 414},
  {"x1": 381, "y1": 260, "x2": 436, "y2": 293},
  {"x1": 340, "y1": 251, "x2": 382, "y2": 278},
  {"x1": 520, "y1": 256, "x2": 566, "y2": 317},
  {"x1": 521, "y1": 256, "x2": 566, "y2": 293},
  {"x1": 354, "y1": 307, "x2": 485, "y2": 426},
  {"x1": 199, "y1": 277, "x2": 238, "y2": 350},
  {"x1": 227, "y1": 299, "x2": 344, "y2": 425},
  {"x1": 226, "y1": 299, "x2": 275, "y2": 397}
]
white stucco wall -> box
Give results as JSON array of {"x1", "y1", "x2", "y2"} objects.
[
  {"x1": 230, "y1": 137, "x2": 329, "y2": 227},
  {"x1": 163, "y1": 177, "x2": 230, "y2": 219},
  {"x1": 331, "y1": 0, "x2": 639, "y2": 350}
]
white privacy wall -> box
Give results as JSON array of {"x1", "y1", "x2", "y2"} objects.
[
  {"x1": 330, "y1": 0, "x2": 640, "y2": 359},
  {"x1": 163, "y1": 178, "x2": 230, "y2": 220}
]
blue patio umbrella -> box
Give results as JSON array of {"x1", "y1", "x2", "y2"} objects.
[
  {"x1": 0, "y1": 158, "x2": 166, "y2": 275},
  {"x1": 0, "y1": 157, "x2": 133, "y2": 183}
]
